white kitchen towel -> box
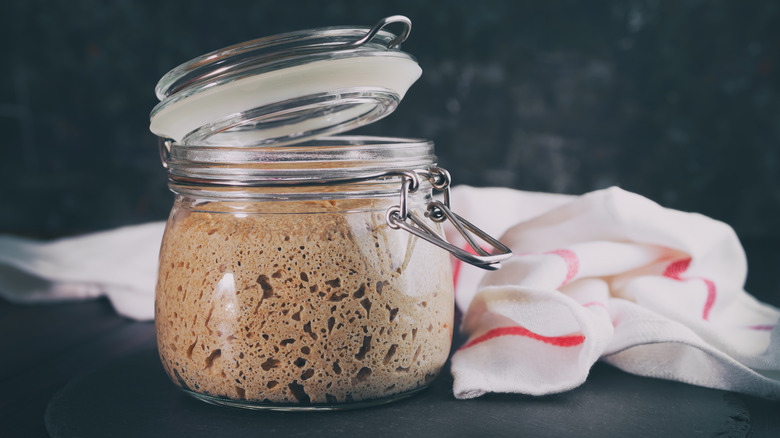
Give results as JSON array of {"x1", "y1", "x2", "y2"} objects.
[
  {"x1": 1, "y1": 186, "x2": 778, "y2": 401},
  {"x1": 0, "y1": 222, "x2": 164, "y2": 320},
  {"x1": 446, "y1": 186, "x2": 780, "y2": 400}
]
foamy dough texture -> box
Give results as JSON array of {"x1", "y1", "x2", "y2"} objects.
[{"x1": 155, "y1": 200, "x2": 454, "y2": 405}]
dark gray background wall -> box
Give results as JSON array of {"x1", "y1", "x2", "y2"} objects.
[{"x1": 2, "y1": 0, "x2": 779, "y2": 239}]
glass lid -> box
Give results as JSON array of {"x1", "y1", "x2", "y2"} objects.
[{"x1": 149, "y1": 16, "x2": 421, "y2": 147}]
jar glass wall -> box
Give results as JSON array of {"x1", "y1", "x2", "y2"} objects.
[{"x1": 155, "y1": 189, "x2": 454, "y2": 410}]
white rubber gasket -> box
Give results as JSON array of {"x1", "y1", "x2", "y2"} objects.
[{"x1": 150, "y1": 56, "x2": 422, "y2": 144}]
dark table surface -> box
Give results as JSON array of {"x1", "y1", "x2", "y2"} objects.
[{"x1": 2, "y1": 237, "x2": 780, "y2": 438}]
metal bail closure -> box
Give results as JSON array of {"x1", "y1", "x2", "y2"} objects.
[
  {"x1": 385, "y1": 167, "x2": 513, "y2": 271},
  {"x1": 348, "y1": 15, "x2": 412, "y2": 49}
]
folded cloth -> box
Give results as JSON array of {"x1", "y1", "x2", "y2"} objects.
[
  {"x1": 1, "y1": 187, "x2": 778, "y2": 401},
  {"x1": 0, "y1": 222, "x2": 164, "y2": 320},
  {"x1": 445, "y1": 186, "x2": 780, "y2": 400}
]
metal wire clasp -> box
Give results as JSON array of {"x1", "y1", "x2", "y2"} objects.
[
  {"x1": 385, "y1": 167, "x2": 512, "y2": 270},
  {"x1": 158, "y1": 138, "x2": 172, "y2": 169},
  {"x1": 350, "y1": 15, "x2": 412, "y2": 49}
]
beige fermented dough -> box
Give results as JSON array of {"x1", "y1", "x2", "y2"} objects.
[{"x1": 155, "y1": 199, "x2": 454, "y2": 405}]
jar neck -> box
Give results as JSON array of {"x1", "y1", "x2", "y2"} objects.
[
  {"x1": 169, "y1": 178, "x2": 434, "y2": 202},
  {"x1": 161, "y1": 135, "x2": 437, "y2": 203}
]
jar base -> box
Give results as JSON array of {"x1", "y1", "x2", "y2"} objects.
[{"x1": 180, "y1": 385, "x2": 430, "y2": 411}]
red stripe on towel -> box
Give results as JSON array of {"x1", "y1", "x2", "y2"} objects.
[
  {"x1": 546, "y1": 249, "x2": 579, "y2": 287},
  {"x1": 452, "y1": 256, "x2": 463, "y2": 291},
  {"x1": 583, "y1": 301, "x2": 608, "y2": 310},
  {"x1": 458, "y1": 326, "x2": 585, "y2": 350},
  {"x1": 700, "y1": 279, "x2": 717, "y2": 320},
  {"x1": 662, "y1": 257, "x2": 691, "y2": 279},
  {"x1": 663, "y1": 258, "x2": 717, "y2": 320},
  {"x1": 747, "y1": 325, "x2": 775, "y2": 331},
  {"x1": 452, "y1": 244, "x2": 483, "y2": 292}
]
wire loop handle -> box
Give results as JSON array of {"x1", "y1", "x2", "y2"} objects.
[
  {"x1": 159, "y1": 138, "x2": 172, "y2": 169},
  {"x1": 386, "y1": 167, "x2": 512, "y2": 270},
  {"x1": 350, "y1": 15, "x2": 412, "y2": 49}
]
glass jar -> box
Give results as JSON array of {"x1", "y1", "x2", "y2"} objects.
[
  {"x1": 155, "y1": 137, "x2": 458, "y2": 409},
  {"x1": 150, "y1": 16, "x2": 510, "y2": 411}
]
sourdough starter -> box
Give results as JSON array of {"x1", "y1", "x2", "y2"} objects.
[{"x1": 155, "y1": 199, "x2": 454, "y2": 405}]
